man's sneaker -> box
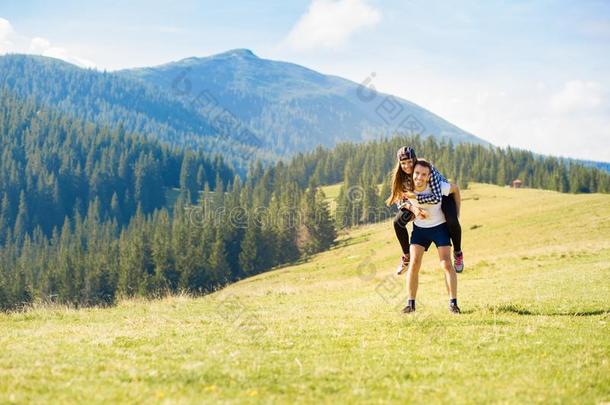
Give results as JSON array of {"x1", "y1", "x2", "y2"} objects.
[
  {"x1": 396, "y1": 254, "x2": 410, "y2": 275},
  {"x1": 402, "y1": 305, "x2": 416, "y2": 314},
  {"x1": 449, "y1": 303, "x2": 461, "y2": 314},
  {"x1": 454, "y1": 251, "x2": 464, "y2": 273}
]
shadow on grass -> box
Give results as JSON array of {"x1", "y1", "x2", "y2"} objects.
[
  {"x1": 491, "y1": 304, "x2": 610, "y2": 317},
  {"x1": 332, "y1": 234, "x2": 369, "y2": 250}
]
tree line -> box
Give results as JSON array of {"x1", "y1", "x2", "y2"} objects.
[
  {"x1": 0, "y1": 171, "x2": 336, "y2": 311},
  {"x1": 1, "y1": 90, "x2": 609, "y2": 311},
  {"x1": 0, "y1": 91, "x2": 233, "y2": 244},
  {"x1": 280, "y1": 136, "x2": 610, "y2": 228}
]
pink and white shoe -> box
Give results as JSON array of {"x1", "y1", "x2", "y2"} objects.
[
  {"x1": 396, "y1": 254, "x2": 410, "y2": 275},
  {"x1": 454, "y1": 251, "x2": 464, "y2": 273}
]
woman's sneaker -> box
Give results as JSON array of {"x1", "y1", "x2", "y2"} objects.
[
  {"x1": 454, "y1": 251, "x2": 464, "y2": 273},
  {"x1": 396, "y1": 254, "x2": 410, "y2": 275}
]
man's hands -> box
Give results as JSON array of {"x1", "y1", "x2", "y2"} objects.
[{"x1": 400, "y1": 192, "x2": 428, "y2": 219}]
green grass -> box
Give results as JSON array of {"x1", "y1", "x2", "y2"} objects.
[
  {"x1": 320, "y1": 183, "x2": 342, "y2": 201},
  {"x1": 321, "y1": 183, "x2": 342, "y2": 215},
  {"x1": 1, "y1": 183, "x2": 609, "y2": 403}
]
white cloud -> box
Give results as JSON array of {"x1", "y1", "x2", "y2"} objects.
[
  {"x1": 29, "y1": 36, "x2": 51, "y2": 53},
  {"x1": 283, "y1": 0, "x2": 381, "y2": 51},
  {"x1": 43, "y1": 46, "x2": 96, "y2": 68},
  {"x1": 28, "y1": 36, "x2": 96, "y2": 68},
  {"x1": 461, "y1": 82, "x2": 610, "y2": 161},
  {"x1": 365, "y1": 69, "x2": 610, "y2": 162},
  {"x1": 0, "y1": 18, "x2": 96, "y2": 68},
  {"x1": 549, "y1": 80, "x2": 603, "y2": 114},
  {"x1": 0, "y1": 18, "x2": 16, "y2": 54}
]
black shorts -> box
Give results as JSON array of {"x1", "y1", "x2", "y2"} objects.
[{"x1": 410, "y1": 223, "x2": 451, "y2": 251}]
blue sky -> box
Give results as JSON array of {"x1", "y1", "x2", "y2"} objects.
[{"x1": 1, "y1": 0, "x2": 609, "y2": 161}]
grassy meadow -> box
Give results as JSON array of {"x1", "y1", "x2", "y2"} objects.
[{"x1": 0, "y1": 183, "x2": 609, "y2": 404}]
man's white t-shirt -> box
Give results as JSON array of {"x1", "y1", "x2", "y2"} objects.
[{"x1": 408, "y1": 182, "x2": 451, "y2": 228}]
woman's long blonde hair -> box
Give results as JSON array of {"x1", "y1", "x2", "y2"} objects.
[{"x1": 385, "y1": 161, "x2": 413, "y2": 206}]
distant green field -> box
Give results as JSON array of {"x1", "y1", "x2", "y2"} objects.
[
  {"x1": 321, "y1": 183, "x2": 342, "y2": 215},
  {"x1": 165, "y1": 187, "x2": 182, "y2": 210},
  {"x1": 1, "y1": 183, "x2": 609, "y2": 403}
]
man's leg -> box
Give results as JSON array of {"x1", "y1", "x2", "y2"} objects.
[
  {"x1": 403, "y1": 244, "x2": 425, "y2": 313},
  {"x1": 438, "y1": 245, "x2": 460, "y2": 313},
  {"x1": 438, "y1": 246, "x2": 457, "y2": 298}
]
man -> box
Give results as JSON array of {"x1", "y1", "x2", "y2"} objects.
[
  {"x1": 390, "y1": 147, "x2": 464, "y2": 276},
  {"x1": 402, "y1": 159, "x2": 460, "y2": 314}
]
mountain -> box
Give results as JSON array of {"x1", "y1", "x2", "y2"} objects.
[
  {"x1": 0, "y1": 51, "x2": 490, "y2": 173},
  {"x1": 119, "y1": 49, "x2": 488, "y2": 154},
  {"x1": 577, "y1": 159, "x2": 610, "y2": 173},
  {"x1": 0, "y1": 54, "x2": 263, "y2": 173},
  {"x1": 6, "y1": 51, "x2": 606, "y2": 173}
]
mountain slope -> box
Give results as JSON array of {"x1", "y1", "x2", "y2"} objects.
[
  {"x1": 119, "y1": 49, "x2": 489, "y2": 153},
  {"x1": 0, "y1": 51, "x2": 488, "y2": 170},
  {"x1": 1, "y1": 183, "x2": 608, "y2": 403},
  {"x1": 0, "y1": 90, "x2": 234, "y2": 240},
  {"x1": 4, "y1": 51, "x2": 607, "y2": 174},
  {"x1": 0, "y1": 54, "x2": 263, "y2": 172}
]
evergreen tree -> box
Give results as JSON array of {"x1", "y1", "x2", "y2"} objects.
[
  {"x1": 151, "y1": 209, "x2": 177, "y2": 293},
  {"x1": 180, "y1": 153, "x2": 199, "y2": 204},
  {"x1": 209, "y1": 229, "x2": 230, "y2": 286},
  {"x1": 13, "y1": 191, "x2": 29, "y2": 243},
  {"x1": 239, "y1": 221, "x2": 263, "y2": 277}
]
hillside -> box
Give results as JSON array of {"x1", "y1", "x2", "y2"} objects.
[
  {"x1": 0, "y1": 91, "x2": 234, "y2": 241},
  {"x1": 0, "y1": 51, "x2": 486, "y2": 165},
  {"x1": 3, "y1": 52, "x2": 609, "y2": 175},
  {"x1": 120, "y1": 49, "x2": 487, "y2": 154},
  {"x1": 1, "y1": 183, "x2": 608, "y2": 403},
  {"x1": 0, "y1": 54, "x2": 264, "y2": 173}
]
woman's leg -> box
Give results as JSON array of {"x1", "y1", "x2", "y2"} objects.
[
  {"x1": 441, "y1": 195, "x2": 462, "y2": 252},
  {"x1": 393, "y1": 209, "x2": 414, "y2": 255}
]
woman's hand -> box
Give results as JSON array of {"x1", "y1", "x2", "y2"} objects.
[
  {"x1": 397, "y1": 199, "x2": 410, "y2": 211},
  {"x1": 402, "y1": 191, "x2": 416, "y2": 199}
]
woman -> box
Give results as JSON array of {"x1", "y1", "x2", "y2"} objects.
[
  {"x1": 401, "y1": 158, "x2": 460, "y2": 314},
  {"x1": 385, "y1": 146, "x2": 464, "y2": 275}
]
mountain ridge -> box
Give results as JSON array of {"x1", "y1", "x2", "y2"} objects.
[
  {"x1": 117, "y1": 48, "x2": 489, "y2": 152},
  {"x1": 2, "y1": 50, "x2": 608, "y2": 172}
]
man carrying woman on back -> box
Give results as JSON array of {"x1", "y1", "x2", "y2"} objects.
[{"x1": 385, "y1": 147, "x2": 463, "y2": 313}]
